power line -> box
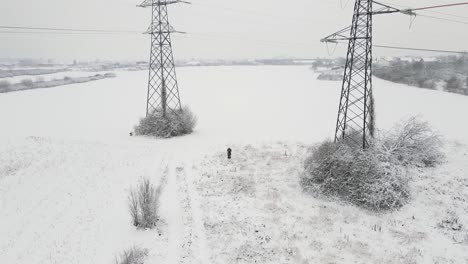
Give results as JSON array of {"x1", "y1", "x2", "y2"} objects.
[
  {"x1": 189, "y1": 32, "x2": 321, "y2": 47},
  {"x1": 0, "y1": 27, "x2": 465, "y2": 55},
  {"x1": 417, "y1": 13, "x2": 468, "y2": 25},
  {"x1": 374, "y1": 44, "x2": 466, "y2": 54},
  {"x1": 0, "y1": 30, "x2": 137, "y2": 35},
  {"x1": 420, "y1": 8, "x2": 468, "y2": 20},
  {"x1": 191, "y1": 2, "x2": 320, "y2": 26},
  {"x1": 0, "y1": 26, "x2": 140, "y2": 34},
  {"x1": 194, "y1": 1, "x2": 468, "y2": 27},
  {"x1": 191, "y1": 32, "x2": 468, "y2": 55},
  {"x1": 2, "y1": 1, "x2": 468, "y2": 37},
  {"x1": 195, "y1": 0, "x2": 468, "y2": 27},
  {"x1": 409, "y1": 2, "x2": 468, "y2": 12},
  {"x1": 198, "y1": 0, "x2": 468, "y2": 32},
  {"x1": 379, "y1": 1, "x2": 468, "y2": 22}
]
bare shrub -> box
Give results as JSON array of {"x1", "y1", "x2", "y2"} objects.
[
  {"x1": 303, "y1": 140, "x2": 409, "y2": 211},
  {"x1": 380, "y1": 117, "x2": 444, "y2": 167},
  {"x1": 129, "y1": 191, "x2": 140, "y2": 227},
  {"x1": 104, "y1": 72, "x2": 117, "y2": 78},
  {"x1": 303, "y1": 117, "x2": 444, "y2": 211},
  {"x1": 0, "y1": 80, "x2": 11, "y2": 92},
  {"x1": 20, "y1": 79, "x2": 34, "y2": 88},
  {"x1": 438, "y1": 211, "x2": 463, "y2": 231},
  {"x1": 317, "y1": 73, "x2": 342, "y2": 81},
  {"x1": 445, "y1": 75, "x2": 464, "y2": 90},
  {"x1": 134, "y1": 106, "x2": 197, "y2": 138},
  {"x1": 115, "y1": 246, "x2": 148, "y2": 264},
  {"x1": 129, "y1": 179, "x2": 162, "y2": 229}
]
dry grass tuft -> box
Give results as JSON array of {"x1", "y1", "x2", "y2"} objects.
[
  {"x1": 115, "y1": 246, "x2": 148, "y2": 264},
  {"x1": 129, "y1": 179, "x2": 162, "y2": 229}
]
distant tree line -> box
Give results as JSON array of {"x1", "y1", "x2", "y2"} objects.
[
  {"x1": 374, "y1": 56, "x2": 468, "y2": 96},
  {"x1": 311, "y1": 58, "x2": 346, "y2": 70},
  {"x1": 0, "y1": 68, "x2": 67, "y2": 78},
  {"x1": 0, "y1": 73, "x2": 116, "y2": 93}
]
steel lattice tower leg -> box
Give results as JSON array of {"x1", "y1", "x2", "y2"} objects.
[
  {"x1": 335, "y1": 0, "x2": 374, "y2": 148},
  {"x1": 141, "y1": 0, "x2": 183, "y2": 118}
]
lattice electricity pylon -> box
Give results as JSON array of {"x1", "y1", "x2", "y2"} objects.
[
  {"x1": 321, "y1": 0, "x2": 401, "y2": 148},
  {"x1": 138, "y1": 0, "x2": 189, "y2": 117}
]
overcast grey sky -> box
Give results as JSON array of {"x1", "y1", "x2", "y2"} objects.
[{"x1": 0, "y1": 0, "x2": 467, "y2": 61}]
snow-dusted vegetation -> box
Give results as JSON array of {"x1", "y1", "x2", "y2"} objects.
[
  {"x1": 374, "y1": 56, "x2": 468, "y2": 95},
  {"x1": 302, "y1": 117, "x2": 443, "y2": 211},
  {"x1": 317, "y1": 68, "x2": 343, "y2": 81},
  {"x1": 194, "y1": 142, "x2": 467, "y2": 263},
  {"x1": 129, "y1": 179, "x2": 164, "y2": 229},
  {"x1": 0, "y1": 73, "x2": 116, "y2": 93},
  {"x1": 303, "y1": 139, "x2": 410, "y2": 211},
  {"x1": 0, "y1": 68, "x2": 67, "y2": 78},
  {"x1": 134, "y1": 107, "x2": 197, "y2": 138},
  {"x1": 380, "y1": 117, "x2": 444, "y2": 167},
  {"x1": 115, "y1": 247, "x2": 149, "y2": 264}
]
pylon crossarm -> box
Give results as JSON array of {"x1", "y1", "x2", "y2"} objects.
[
  {"x1": 138, "y1": 0, "x2": 191, "y2": 8},
  {"x1": 321, "y1": 26, "x2": 351, "y2": 43},
  {"x1": 143, "y1": 28, "x2": 186, "y2": 34},
  {"x1": 370, "y1": 1, "x2": 400, "y2": 15},
  {"x1": 372, "y1": 1, "x2": 418, "y2": 17}
]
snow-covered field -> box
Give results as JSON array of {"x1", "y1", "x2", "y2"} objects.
[
  {"x1": 0, "y1": 66, "x2": 467, "y2": 263},
  {"x1": 195, "y1": 143, "x2": 468, "y2": 263}
]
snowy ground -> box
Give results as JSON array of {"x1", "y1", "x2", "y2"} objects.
[
  {"x1": 194, "y1": 143, "x2": 468, "y2": 263},
  {"x1": 0, "y1": 66, "x2": 468, "y2": 263}
]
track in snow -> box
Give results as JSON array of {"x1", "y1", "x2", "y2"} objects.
[{"x1": 158, "y1": 160, "x2": 210, "y2": 264}]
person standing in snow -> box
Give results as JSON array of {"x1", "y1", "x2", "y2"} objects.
[{"x1": 227, "y1": 148, "x2": 232, "y2": 159}]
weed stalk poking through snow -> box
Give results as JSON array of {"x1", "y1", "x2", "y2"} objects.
[
  {"x1": 128, "y1": 179, "x2": 163, "y2": 229},
  {"x1": 115, "y1": 246, "x2": 148, "y2": 264}
]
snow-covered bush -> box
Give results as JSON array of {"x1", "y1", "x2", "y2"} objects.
[
  {"x1": 317, "y1": 73, "x2": 342, "y2": 81},
  {"x1": 20, "y1": 79, "x2": 34, "y2": 88},
  {"x1": 0, "y1": 80, "x2": 11, "y2": 93},
  {"x1": 115, "y1": 246, "x2": 148, "y2": 264},
  {"x1": 128, "y1": 179, "x2": 161, "y2": 229},
  {"x1": 445, "y1": 75, "x2": 464, "y2": 90},
  {"x1": 380, "y1": 117, "x2": 444, "y2": 167},
  {"x1": 302, "y1": 117, "x2": 444, "y2": 211},
  {"x1": 104, "y1": 73, "x2": 117, "y2": 78},
  {"x1": 134, "y1": 107, "x2": 197, "y2": 138},
  {"x1": 303, "y1": 140, "x2": 409, "y2": 211}
]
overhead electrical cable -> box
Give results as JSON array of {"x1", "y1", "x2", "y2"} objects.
[
  {"x1": 408, "y1": 2, "x2": 468, "y2": 11},
  {"x1": 0, "y1": 26, "x2": 465, "y2": 55},
  {"x1": 417, "y1": 14, "x2": 468, "y2": 25},
  {"x1": 374, "y1": 44, "x2": 466, "y2": 54},
  {"x1": 379, "y1": 1, "x2": 468, "y2": 21},
  {"x1": 0, "y1": 25, "x2": 140, "y2": 34}
]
